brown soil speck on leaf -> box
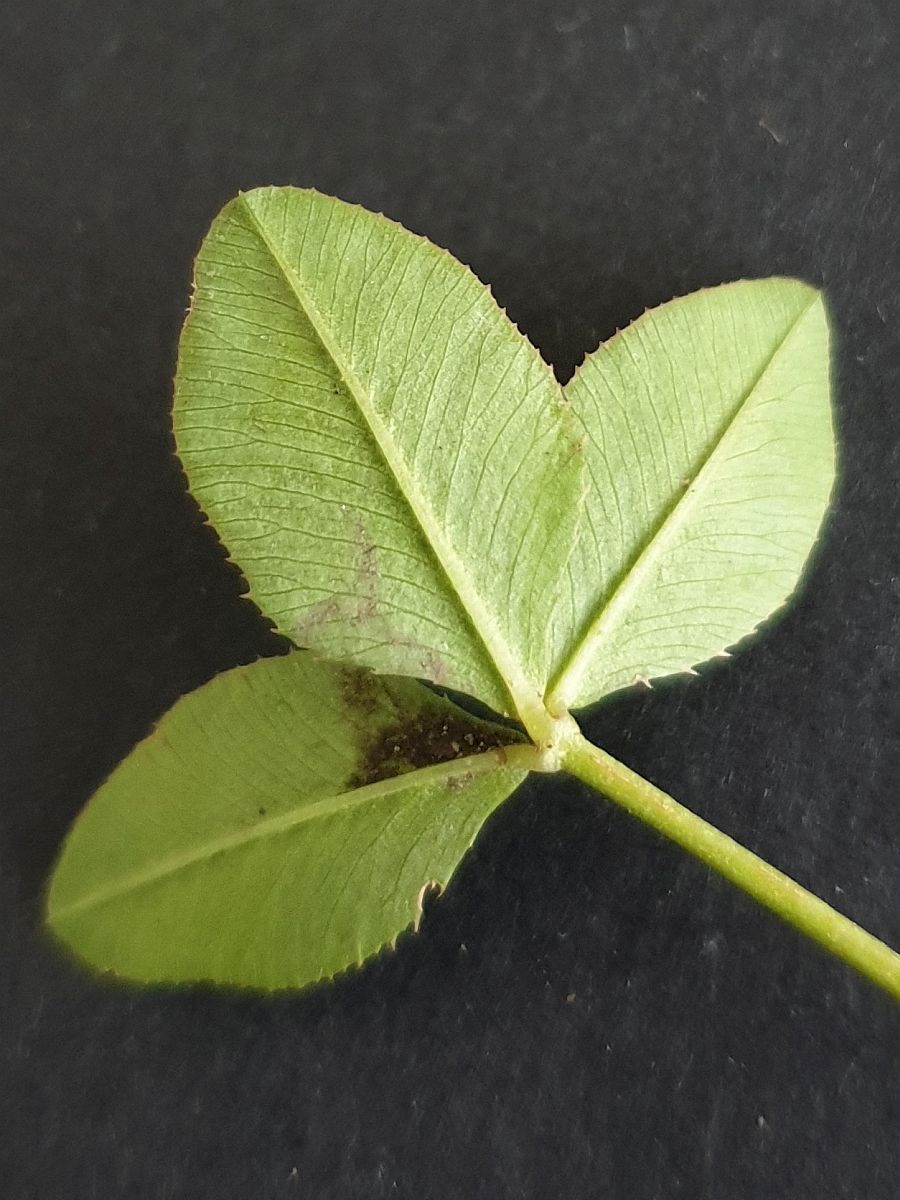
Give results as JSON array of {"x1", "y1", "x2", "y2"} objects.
[
  {"x1": 337, "y1": 662, "x2": 386, "y2": 719},
  {"x1": 445, "y1": 771, "x2": 475, "y2": 792},
  {"x1": 347, "y1": 710, "x2": 523, "y2": 789}
]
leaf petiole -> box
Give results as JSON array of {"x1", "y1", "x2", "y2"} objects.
[{"x1": 560, "y1": 728, "x2": 900, "y2": 1002}]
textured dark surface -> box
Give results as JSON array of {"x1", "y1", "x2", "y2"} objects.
[{"x1": 3, "y1": 1, "x2": 900, "y2": 1197}]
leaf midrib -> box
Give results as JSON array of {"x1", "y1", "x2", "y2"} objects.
[
  {"x1": 547, "y1": 293, "x2": 819, "y2": 707},
  {"x1": 238, "y1": 195, "x2": 538, "y2": 720},
  {"x1": 49, "y1": 746, "x2": 535, "y2": 923}
]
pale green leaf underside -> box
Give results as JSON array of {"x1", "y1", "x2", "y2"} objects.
[
  {"x1": 174, "y1": 187, "x2": 584, "y2": 720},
  {"x1": 47, "y1": 653, "x2": 530, "y2": 989},
  {"x1": 46, "y1": 211, "x2": 839, "y2": 996},
  {"x1": 549, "y1": 279, "x2": 835, "y2": 709}
]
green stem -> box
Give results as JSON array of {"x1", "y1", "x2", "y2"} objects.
[{"x1": 561, "y1": 729, "x2": 900, "y2": 1002}]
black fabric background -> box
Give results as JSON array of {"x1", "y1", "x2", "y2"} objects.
[{"x1": 3, "y1": 2, "x2": 900, "y2": 1197}]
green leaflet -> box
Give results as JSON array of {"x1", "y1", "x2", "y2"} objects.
[
  {"x1": 47, "y1": 653, "x2": 532, "y2": 989},
  {"x1": 549, "y1": 279, "x2": 834, "y2": 710},
  {"x1": 174, "y1": 187, "x2": 584, "y2": 722}
]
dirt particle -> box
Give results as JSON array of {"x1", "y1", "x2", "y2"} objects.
[
  {"x1": 758, "y1": 115, "x2": 786, "y2": 145},
  {"x1": 336, "y1": 662, "x2": 387, "y2": 720},
  {"x1": 347, "y1": 707, "x2": 523, "y2": 790}
]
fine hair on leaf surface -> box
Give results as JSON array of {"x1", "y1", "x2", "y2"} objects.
[{"x1": 45, "y1": 187, "x2": 900, "y2": 1002}]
